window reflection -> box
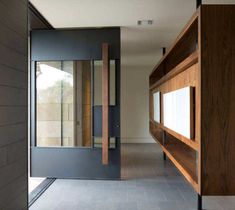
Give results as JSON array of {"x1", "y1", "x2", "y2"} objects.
[
  {"x1": 36, "y1": 61, "x2": 74, "y2": 147},
  {"x1": 36, "y1": 60, "x2": 116, "y2": 148}
]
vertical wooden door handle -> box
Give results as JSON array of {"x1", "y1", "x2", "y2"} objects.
[{"x1": 102, "y1": 43, "x2": 109, "y2": 165}]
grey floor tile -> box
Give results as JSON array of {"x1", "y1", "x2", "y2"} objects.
[
  {"x1": 113, "y1": 202, "x2": 138, "y2": 210},
  {"x1": 161, "y1": 188, "x2": 184, "y2": 201},
  {"x1": 137, "y1": 201, "x2": 160, "y2": 210},
  {"x1": 29, "y1": 144, "x2": 235, "y2": 210},
  {"x1": 157, "y1": 201, "x2": 182, "y2": 210}
]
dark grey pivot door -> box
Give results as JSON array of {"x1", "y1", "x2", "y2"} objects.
[{"x1": 30, "y1": 28, "x2": 121, "y2": 179}]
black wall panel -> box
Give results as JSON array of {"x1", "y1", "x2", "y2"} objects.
[{"x1": 31, "y1": 28, "x2": 120, "y2": 61}]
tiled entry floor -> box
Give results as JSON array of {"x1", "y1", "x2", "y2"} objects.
[{"x1": 30, "y1": 144, "x2": 235, "y2": 210}]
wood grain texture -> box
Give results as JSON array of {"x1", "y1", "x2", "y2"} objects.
[
  {"x1": 150, "y1": 4, "x2": 235, "y2": 196},
  {"x1": 165, "y1": 19, "x2": 198, "y2": 73},
  {"x1": 149, "y1": 10, "x2": 200, "y2": 194},
  {"x1": 82, "y1": 61, "x2": 92, "y2": 147},
  {"x1": 102, "y1": 43, "x2": 109, "y2": 165},
  {"x1": 150, "y1": 132, "x2": 199, "y2": 192},
  {"x1": 150, "y1": 51, "x2": 198, "y2": 90},
  {"x1": 163, "y1": 122, "x2": 197, "y2": 151},
  {"x1": 149, "y1": 63, "x2": 199, "y2": 190},
  {"x1": 197, "y1": 6, "x2": 202, "y2": 195},
  {"x1": 200, "y1": 5, "x2": 235, "y2": 195},
  {"x1": 150, "y1": 9, "x2": 199, "y2": 76},
  {"x1": 164, "y1": 139, "x2": 198, "y2": 192},
  {"x1": 151, "y1": 63, "x2": 199, "y2": 148}
]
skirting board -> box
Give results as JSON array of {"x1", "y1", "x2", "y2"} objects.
[{"x1": 121, "y1": 137, "x2": 155, "y2": 143}]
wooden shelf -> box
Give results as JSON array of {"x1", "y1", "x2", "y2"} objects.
[
  {"x1": 163, "y1": 143, "x2": 198, "y2": 192},
  {"x1": 150, "y1": 51, "x2": 198, "y2": 90},
  {"x1": 150, "y1": 120, "x2": 198, "y2": 151},
  {"x1": 150, "y1": 5, "x2": 235, "y2": 196},
  {"x1": 149, "y1": 10, "x2": 199, "y2": 87},
  {"x1": 150, "y1": 132, "x2": 198, "y2": 192},
  {"x1": 150, "y1": 9, "x2": 199, "y2": 77},
  {"x1": 162, "y1": 125, "x2": 198, "y2": 151}
]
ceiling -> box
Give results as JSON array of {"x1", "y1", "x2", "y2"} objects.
[{"x1": 30, "y1": 0, "x2": 235, "y2": 70}]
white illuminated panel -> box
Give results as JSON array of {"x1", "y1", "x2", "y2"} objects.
[
  {"x1": 163, "y1": 87, "x2": 193, "y2": 139},
  {"x1": 153, "y1": 91, "x2": 160, "y2": 123}
]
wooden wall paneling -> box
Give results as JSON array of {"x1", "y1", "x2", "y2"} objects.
[
  {"x1": 151, "y1": 130, "x2": 199, "y2": 192},
  {"x1": 150, "y1": 10, "x2": 199, "y2": 77},
  {"x1": 150, "y1": 62, "x2": 200, "y2": 191},
  {"x1": 149, "y1": 90, "x2": 153, "y2": 121},
  {"x1": 165, "y1": 19, "x2": 198, "y2": 73},
  {"x1": 163, "y1": 146, "x2": 198, "y2": 191},
  {"x1": 152, "y1": 63, "x2": 199, "y2": 148},
  {"x1": 150, "y1": 4, "x2": 235, "y2": 198},
  {"x1": 164, "y1": 134, "x2": 198, "y2": 190},
  {"x1": 197, "y1": 6, "x2": 202, "y2": 195},
  {"x1": 74, "y1": 61, "x2": 83, "y2": 147},
  {"x1": 189, "y1": 87, "x2": 195, "y2": 140},
  {"x1": 150, "y1": 51, "x2": 198, "y2": 90},
  {"x1": 200, "y1": 5, "x2": 235, "y2": 195},
  {"x1": 82, "y1": 61, "x2": 92, "y2": 147},
  {"x1": 102, "y1": 43, "x2": 109, "y2": 165},
  {"x1": 150, "y1": 63, "x2": 165, "y2": 86}
]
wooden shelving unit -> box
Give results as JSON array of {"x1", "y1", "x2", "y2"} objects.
[{"x1": 149, "y1": 5, "x2": 235, "y2": 199}]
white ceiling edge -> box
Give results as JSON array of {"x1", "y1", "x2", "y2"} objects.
[
  {"x1": 29, "y1": 0, "x2": 235, "y2": 70},
  {"x1": 203, "y1": 0, "x2": 235, "y2": 4}
]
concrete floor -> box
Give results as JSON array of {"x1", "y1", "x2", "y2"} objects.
[{"x1": 30, "y1": 144, "x2": 235, "y2": 210}]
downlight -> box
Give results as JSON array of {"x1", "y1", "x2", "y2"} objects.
[{"x1": 137, "y1": 20, "x2": 153, "y2": 26}]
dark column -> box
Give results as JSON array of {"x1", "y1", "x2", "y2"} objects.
[
  {"x1": 162, "y1": 130, "x2": 166, "y2": 161},
  {"x1": 198, "y1": 194, "x2": 202, "y2": 210},
  {"x1": 163, "y1": 151, "x2": 166, "y2": 161},
  {"x1": 162, "y1": 47, "x2": 167, "y2": 161},
  {"x1": 162, "y1": 47, "x2": 166, "y2": 55},
  {"x1": 197, "y1": 0, "x2": 202, "y2": 8}
]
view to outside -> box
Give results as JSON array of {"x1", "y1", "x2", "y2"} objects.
[
  {"x1": 28, "y1": 177, "x2": 45, "y2": 194},
  {"x1": 36, "y1": 61, "x2": 74, "y2": 147},
  {"x1": 35, "y1": 60, "x2": 116, "y2": 148}
]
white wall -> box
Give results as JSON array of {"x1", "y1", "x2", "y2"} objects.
[{"x1": 121, "y1": 66, "x2": 155, "y2": 143}]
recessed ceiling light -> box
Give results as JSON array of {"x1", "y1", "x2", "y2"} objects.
[{"x1": 137, "y1": 20, "x2": 153, "y2": 26}]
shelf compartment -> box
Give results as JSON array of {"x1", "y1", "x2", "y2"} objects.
[
  {"x1": 150, "y1": 10, "x2": 199, "y2": 86},
  {"x1": 149, "y1": 5, "x2": 235, "y2": 196},
  {"x1": 150, "y1": 120, "x2": 198, "y2": 151},
  {"x1": 163, "y1": 137, "x2": 198, "y2": 193},
  {"x1": 150, "y1": 131, "x2": 198, "y2": 192},
  {"x1": 150, "y1": 51, "x2": 198, "y2": 90},
  {"x1": 149, "y1": 120, "x2": 164, "y2": 145}
]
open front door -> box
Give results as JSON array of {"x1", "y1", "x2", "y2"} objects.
[{"x1": 30, "y1": 29, "x2": 121, "y2": 179}]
